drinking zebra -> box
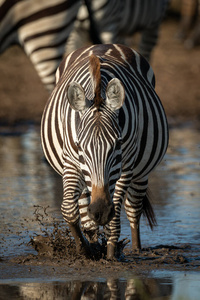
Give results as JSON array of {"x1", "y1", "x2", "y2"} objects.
[
  {"x1": 41, "y1": 44, "x2": 168, "y2": 259},
  {"x1": 0, "y1": 0, "x2": 81, "y2": 91},
  {"x1": 67, "y1": 0, "x2": 169, "y2": 61}
]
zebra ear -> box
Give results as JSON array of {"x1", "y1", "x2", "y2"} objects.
[
  {"x1": 105, "y1": 78, "x2": 125, "y2": 111},
  {"x1": 67, "y1": 82, "x2": 90, "y2": 112}
]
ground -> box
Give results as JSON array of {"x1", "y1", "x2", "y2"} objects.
[{"x1": 0, "y1": 18, "x2": 200, "y2": 125}]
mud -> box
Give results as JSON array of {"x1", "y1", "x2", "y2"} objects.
[
  {"x1": 19, "y1": 233, "x2": 200, "y2": 273},
  {"x1": 23, "y1": 206, "x2": 200, "y2": 272},
  {"x1": 1, "y1": 204, "x2": 199, "y2": 282}
]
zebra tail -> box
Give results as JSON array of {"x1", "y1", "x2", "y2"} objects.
[{"x1": 142, "y1": 188, "x2": 157, "y2": 230}]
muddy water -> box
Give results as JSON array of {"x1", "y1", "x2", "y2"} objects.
[{"x1": 0, "y1": 122, "x2": 200, "y2": 300}]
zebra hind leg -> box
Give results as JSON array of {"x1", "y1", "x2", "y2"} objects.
[
  {"x1": 125, "y1": 196, "x2": 143, "y2": 250},
  {"x1": 125, "y1": 179, "x2": 156, "y2": 251}
]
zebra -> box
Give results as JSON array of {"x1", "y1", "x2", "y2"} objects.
[
  {"x1": 0, "y1": 0, "x2": 168, "y2": 95},
  {"x1": 0, "y1": 0, "x2": 81, "y2": 92},
  {"x1": 41, "y1": 44, "x2": 169, "y2": 259},
  {"x1": 66, "y1": 0, "x2": 169, "y2": 61},
  {"x1": 175, "y1": 0, "x2": 200, "y2": 49}
]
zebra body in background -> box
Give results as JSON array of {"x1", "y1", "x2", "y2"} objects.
[
  {"x1": 0, "y1": 0, "x2": 169, "y2": 94},
  {"x1": 41, "y1": 44, "x2": 168, "y2": 259},
  {"x1": 67, "y1": 0, "x2": 169, "y2": 61},
  {"x1": 0, "y1": 0, "x2": 81, "y2": 91},
  {"x1": 0, "y1": 0, "x2": 168, "y2": 95}
]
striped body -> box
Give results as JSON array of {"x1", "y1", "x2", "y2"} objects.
[
  {"x1": 67, "y1": 0, "x2": 169, "y2": 61},
  {"x1": 41, "y1": 44, "x2": 168, "y2": 258},
  {"x1": 0, "y1": 0, "x2": 81, "y2": 91}
]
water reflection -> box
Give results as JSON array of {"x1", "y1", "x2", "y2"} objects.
[
  {"x1": 0, "y1": 272, "x2": 200, "y2": 300},
  {"x1": 0, "y1": 276, "x2": 173, "y2": 300}
]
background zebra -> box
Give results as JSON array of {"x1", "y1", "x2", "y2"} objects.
[
  {"x1": 0, "y1": 0, "x2": 81, "y2": 92},
  {"x1": 41, "y1": 44, "x2": 168, "y2": 259},
  {"x1": 176, "y1": 0, "x2": 200, "y2": 49},
  {"x1": 67, "y1": 0, "x2": 169, "y2": 61},
  {"x1": 0, "y1": 0, "x2": 169, "y2": 95}
]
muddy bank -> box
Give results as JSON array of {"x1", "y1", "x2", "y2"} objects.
[
  {"x1": 14, "y1": 206, "x2": 200, "y2": 274},
  {"x1": 0, "y1": 205, "x2": 200, "y2": 281},
  {"x1": 1, "y1": 243, "x2": 200, "y2": 281},
  {"x1": 0, "y1": 18, "x2": 200, "y2": 124}
]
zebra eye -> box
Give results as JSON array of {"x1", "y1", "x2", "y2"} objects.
[
  {"x1": 75, "y1": 140, "x2": 80, "y2": 149},
  {"x1": 117, "y1": 137, "x2": 123, "y2": 144}
]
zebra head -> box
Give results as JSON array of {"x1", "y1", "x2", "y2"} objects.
[{"x1": 67, "y1": 55, "x2": 125, "y2": 226}]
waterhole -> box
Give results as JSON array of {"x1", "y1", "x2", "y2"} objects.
[{"x1": 0, "y1": 122, "x2": 199, "y2": 300}]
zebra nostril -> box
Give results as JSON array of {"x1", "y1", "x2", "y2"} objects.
[{"x1": 94, "y1": 212, "x2": 100, "y2": 222}]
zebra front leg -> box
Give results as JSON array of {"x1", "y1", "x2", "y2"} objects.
[
  {"x1": 61, "y1": 164, "x2": 91, "y2": 257},
  {"x1": 105, "y1": 217, "x2": 121, "y2": 259},
  {"x1": 68, "y1": 222, "x2": 91, "y2": 256},
  {"x1": 104, "y1": 200, "x2": 123, "y2": 259},
  {"x1": 78, "y1": 188, "x2": 99, "y2": 243}
]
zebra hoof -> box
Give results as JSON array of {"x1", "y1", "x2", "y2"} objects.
[{"x1": 78, "y1": 241, "x2": 102, "y2": 259}]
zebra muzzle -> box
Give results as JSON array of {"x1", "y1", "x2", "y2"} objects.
[{"x1": 87, "y1": 198, "x2": 114, "y2": 225}]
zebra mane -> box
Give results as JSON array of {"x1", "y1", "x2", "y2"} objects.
[{"x1": 89, "y1": 54, "x2": 103, "y2": 110}]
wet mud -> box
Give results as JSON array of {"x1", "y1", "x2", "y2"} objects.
[
  {"x1": 27, "y1": 209, "x2": 200, "y2": 271},
  {"x1": 23, "y1": 234, "x2": 200, "y2": 273},
  {"x1": 1, "y1": 206, "x2": 199, "y2": 282}
]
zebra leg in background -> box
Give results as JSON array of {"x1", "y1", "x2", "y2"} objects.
[
  {"x1": 176, "y1": 0, "x2": 198, "y2": 41},
  {"x1": 61, "y1": 162, "x2": 91, "y2": 256},
  {"x1": 139, "y1": 25, "x2": 160, "y2": 62},
  {"x1": 124, "y1": 178, "x2": 149, "y2": 250},
  {"x1": 184, "y1": 0, "x2": 200, "y2": 48}
]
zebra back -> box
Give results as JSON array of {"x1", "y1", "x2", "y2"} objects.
[{"x1": 66, "y1": 0, "x2": 169, "y2": 60}]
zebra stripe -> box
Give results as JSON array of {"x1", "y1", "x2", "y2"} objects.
[
  {"x1": 41, "y1": 44, "x2": 168, "y2": 258},
  {"x1": 0, "y1": 0, "x2": 169, "y2": 95},
  {"x1": 0, "y1": 0, "x2": 81, "y2": 91},
  {"x1": 67, "y1": 0, "x2": 169, "y2": 61}
]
